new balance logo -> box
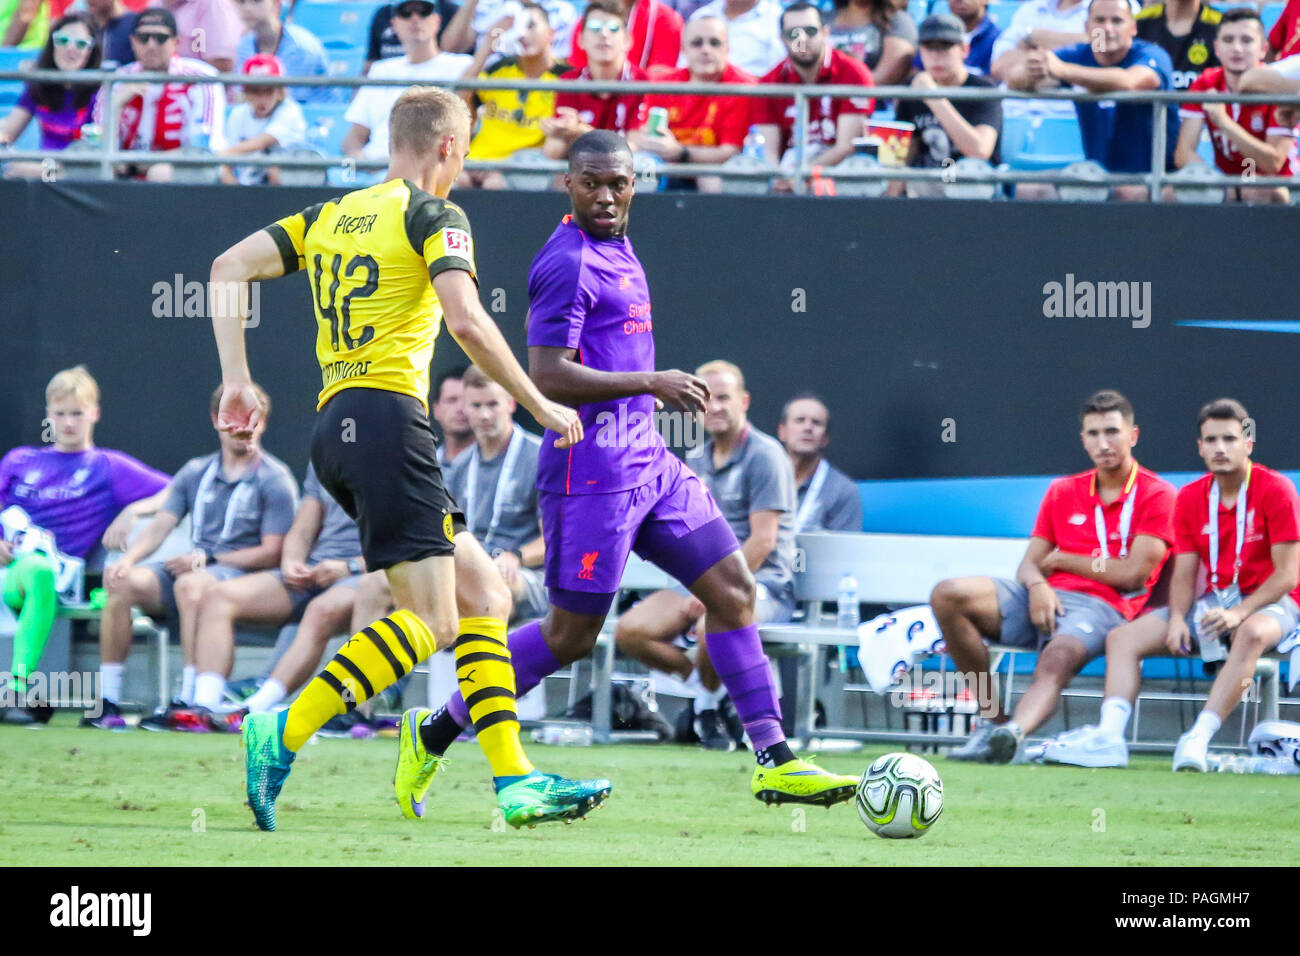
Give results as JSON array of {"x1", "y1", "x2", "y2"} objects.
[{"x1": 578, "y1": 551, "x2": 599, "y2": 581}]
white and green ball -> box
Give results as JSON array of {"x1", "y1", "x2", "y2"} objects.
[{"x1": 856, "y1": 752, "x2": 944, "y2": 839}]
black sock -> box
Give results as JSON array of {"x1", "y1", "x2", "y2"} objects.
[
  {"x1": 754, "y1": 740, "x2": 796, "y2": 769},
  {"x1": 418, "y1": 706, "x2": 465, "y2": 756}
]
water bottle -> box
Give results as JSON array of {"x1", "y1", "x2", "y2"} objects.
[
  {"x1": 1208, "y1": 753, "x2": 1299, "y2": 775},
  {"x1": 837, "y1": 572, "x2": 860, "y2": 630},
  {"x1": 742, "y1": 125, "x2": 766, "y2": 162},
  {"x1": 530, "y1": 721, "x2": 594, "y2": 746}
]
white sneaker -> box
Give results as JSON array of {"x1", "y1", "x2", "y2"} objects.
[
  {"x1": 1041, "y1": 725, "x2": 1128, "y2": 768},
  {"x1": 1172, "y1": 732, "x2": 1209, "y2": 772}
]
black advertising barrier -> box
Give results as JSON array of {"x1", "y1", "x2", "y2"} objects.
[{"x1": 3, "y1": 179, "x2": 1297, "y2": 480}]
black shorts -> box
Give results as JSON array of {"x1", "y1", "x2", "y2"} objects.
[{"x1": 311, "y1": 387, "x2": 465, "y2": 572}]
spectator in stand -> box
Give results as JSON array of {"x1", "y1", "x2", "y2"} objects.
[
  {"x1": 363, "y1": 0, "x2": 456, "y2": 70},
  {"x1": 158, "y1": 0, "x2": 242, "y2": 72},
  {"x1": 752, "y1": 1, "x2": 874, "y2": 192},
  {"x1": 443, "y1": 366, "x2": 549, "y2": 625},
  {"x1": 890, "y1": 13, "x2": 1000, "y2": 197},
  {"x1": 441, "y1": 0, "x2": 577, "y2": 60},
  {"x1": 84, "y1": 0, "x2": 136, "y2": 66},
  {"x1": 459, "y1": 1, "x2": 567, "y2": 188},
  {"x1": 991, "y1": 0, "x2": 1088, "y2": 85},
  {"x1": 1174, "y1": 8, "x2": 1296, "y2": 204},
  {"x1": 1268, "y1": 0, "x2": 1300, "y2": 61},
  {"x1": 777, "y1": 392, "x2": 862, "y2": 534},
  {"x1": 96, "y1": 7, "x2": 226, "y2": 182},
  {"x1": 829, "y1": 0, "x2": 916, "y2": 85},
  {"x1": 565, "y1": 0, "x2": 683, "y2": 75},
  {"x1": 1008, "y1": 0, "x2": 1177, "y2": 201},
  {"x1": 234, "y1": 0, "x2": 333, "y2": 104},
  {"x1": 343, "y1": 0, "x2": 472, "y2": 163},
  {"x1": 86, "y1": 383, "x2": 297, "y2": 730},
  {"x1": 1136, "y1": 0, "x2": 1221, "y2": 90},
  {"x1": 179, "y1": 461, "x2": 366, "y2": 731},
  {"x1": 1, "y1": 0, "x2": 47, "y2": 48},
  {"x1": 219, "y1": 53, "x2": 308, "y2": 185},
  {"x1": 0, "y1": 366, "x2": 169, "y2": 724},
  {"x1": 542, "y1": 0, "x2": 649, "y2": 158},
  {"x1": 0, "y1": 12, "x2": 100, "y2": 179},
  {"x1": 629, "y1": 13, "x2": 755, "y2": 192},
  {"x1": 687, "y1": 0, "x2": 784, "y2": 78},
  {"x1": 432, "y1": 366, "x2": 474, "y2": 466},
  {"x1": 910, "y1": 0, "x2": 1000, "y2": 75}
]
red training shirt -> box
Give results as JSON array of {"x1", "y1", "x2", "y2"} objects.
[
  {"x1": 1269, "y1": 0, "x2": 1300, "y2": 60},
  {"x1": 567, "y1": 0, "x2": 683, "y2": 73},
  {"x1": 642, "y1": 64, "x2": 757, "y2": 148},
  {"x1": 1030, "y1": 463, "x2": 1177, "y2": 619},
  {"x1": 1172, "y1": 463, "x2": 1300, "y2": 604},
  {"x1": 753, "y1": 47, "x2": 874, "y2": 155},
  {"x1": 1182, "y1": 67, "x2": 1298, "y2": 177},
  {"x1": 555, "y1": 62, "x2": 650, "y2": 134}
]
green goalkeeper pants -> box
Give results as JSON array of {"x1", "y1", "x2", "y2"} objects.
[{"x1": 2, "y1": 553, "x2": 57, "y2": 694}]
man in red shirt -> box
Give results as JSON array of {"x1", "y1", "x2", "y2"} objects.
[
  {"x1": 1044, "y1": 399, "x2": 1300, "y2": 772},
  {"x1": 1174, "y1": 9, "x2": 1297, "y2": 204},
  {"x1": 629, "y1": 14, "x2": 756, "y2": 191},
  {"x1": 751, "y1": 0, "x2": 874, "y2": 190},
  {"x1": 565, "y1": 0, "x2": 683, "y2": 74},
  {"x1": 931, "y1": 391, "x2": 1176, "y2": 764},
  {"x1": 1268, "y1": 0, "x2": 1300, "y2": 60},
  {"x1": 544, "y1": 0, "x2": 650, "y2": 158}
]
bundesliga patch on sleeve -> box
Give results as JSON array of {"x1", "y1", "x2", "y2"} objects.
[{"x1": 441, "y1": 227, "x2": 473, "y2": 260}]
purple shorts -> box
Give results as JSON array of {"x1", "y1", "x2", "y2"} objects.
[{"x1": 539, "y1": 455, "x2": 739, "y2": 616}]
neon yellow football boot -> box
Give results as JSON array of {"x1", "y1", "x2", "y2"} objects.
[{"x1": 752, "y1": 757, "x2": 859, "y2": 807}]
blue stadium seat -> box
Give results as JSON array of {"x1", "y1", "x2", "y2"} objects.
[
  {"x1": 1196, "y1": 131, "x2": 1216, "y2": 167},
  {"x1": 908, "y1": 0, "x2": 929, "y2": 24},
  {"x1": 302, "y1": 102, "x2": 352, "y2": 157},
  {"x1": 987, "y1": 1, "x2": 1021, "y2": 29},
  {"x1": 324, "y1": 37, "x2": 366, "y2": 85},
  {"x1": 0, "y1": 48, "x2": 33, "y2": 74},
  {"x1": 930, "y1": 0, "x2": 949, "y2": 15},
  {"x1": 1001, "y1": 113, "x2": 1086, "y2": 170},
  {"x1": 0, "y1": 82, "x2": 22, "y2": 110},
  {"x1": 1262, "y1": 2, "x2": 1285, "y2": 32},
  {"x1": 289, "y1": 0, "x2": 379, "y2": 43}
]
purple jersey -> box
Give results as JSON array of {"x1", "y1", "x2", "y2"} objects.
[
  {"x1": 0, "y1": 446, "x2": 169, "y2": 559},
  {"x1": 527, "y1": 216, "x2": 669, "y2": 495}
]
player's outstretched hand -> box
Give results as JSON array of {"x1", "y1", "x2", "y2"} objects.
[
  {"x1": 652, "y1": 369, "x2": 710, "y2": 415},
  {"x1": 217, "y1": 382, "x2": 264, "y2": 438},
  {"x1": 537, "y1": 400, "x2": 584, "y2": 448}
]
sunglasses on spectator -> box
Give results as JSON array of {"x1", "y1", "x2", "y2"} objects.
[
  {"x1": 584, "y1": 20, "x2": 624, "y2": 33},
  {"x1": 783, "y1": 25, "x2": 820, "y2": 40},
  {"x1": 395, "y1": 4, "x2": 436, "y2": 17},
  {"x1": 132, "y1": 31, "x2": 175, "y2": 43},
  {"x1": 688, "y1": 37, "x2": 723, "y2": 48},
  {"x1": 53, "y1": 32, "x2": 94, "y2": 50}
]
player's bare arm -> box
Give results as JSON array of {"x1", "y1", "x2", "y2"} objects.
[
  {"x1": 529, "y1": 346, "x2": 710, "y2": 413},
  {"x1": 1164, "y1": 551, "x2": 1201, "y2": 654},
  {"x1": 1201, "y1": 540, "x2": 1300, "y2": 634},
  {"x1": 741, "y1": 510, "x2": 781, "y2": 573},
  {"x1": 206, "y1": 533, "x2": 287, "y2": 572},
  {"x1": 210, "y1": 230, "x2": 288, "y2": 436},
  {"x1": 1016, "y1": 536, "x2": 1062, "y2": 634},
  {"x1": 433, "y1": 269, "x2": 584, "y2": 448},
  {"x1": 1039, "y1": 534, "x2": 1168, "y2": 592}
]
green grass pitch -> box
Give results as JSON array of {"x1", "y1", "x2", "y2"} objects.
[{"x1": 4, "y1": 716, "x2": 1297, "y2": 866}]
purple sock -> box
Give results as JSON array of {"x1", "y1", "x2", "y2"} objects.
[
  {"x1": 445, "y1": 619, "x2": 560, "y2": 729},
  {"x1": 705, "y1": 624, "x2": 785, "y2": 751}
]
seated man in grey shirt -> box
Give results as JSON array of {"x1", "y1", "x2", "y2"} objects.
[
  {"x1": 616, "y1": 359, "x2": 797, "y2": 751},
  {"x1": 94, "y1": 384, "x2": 298, "y2": 726},
  {"x1": 444, "y1": 366, "x2": 548, "y2": 625},
  {"x1": 181, "y1": 461, "x2": 371, "y2": 730},
  {"x1": 777, "y1": 392, "x2": 863, "y2": 533}
]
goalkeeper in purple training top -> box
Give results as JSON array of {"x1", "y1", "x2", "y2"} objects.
[{"x1": 394, "y1": 130, "x2": 859, "y2": 811}]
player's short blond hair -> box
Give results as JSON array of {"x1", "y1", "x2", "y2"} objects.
[
  {"x1": 695, "y1": 359, "x2": 745, "y2": 392},
  {"x1": 389, "y1": 86, "x2": 471, "y2": 158},
  {"x1": 46, "y1": 365, "x2": 99, "y2": 407}
]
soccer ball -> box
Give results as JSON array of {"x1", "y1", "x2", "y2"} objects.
[{"x1": 856, "y1": 752, "x2": 944, "y2": 839}]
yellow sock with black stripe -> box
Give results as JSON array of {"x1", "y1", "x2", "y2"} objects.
[
  {"x1": 282, "y1": 608, "x2": 436, "y2": 752},
  {"x1": 456, "y1": 616, "x2": 534, "y2": 780}
]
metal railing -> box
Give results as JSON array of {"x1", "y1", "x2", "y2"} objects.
[{"x1": 3, "y1": 66, "x2": 1300, "y2": 198}]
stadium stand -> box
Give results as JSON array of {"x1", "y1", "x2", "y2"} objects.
[{"x1": 1000, "y1": 112, "x2": 1087, "y2": 170}]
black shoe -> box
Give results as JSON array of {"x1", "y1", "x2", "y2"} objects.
[
  {"x1": 81, "y1": 698, "x2": 128, "y2": 730},
  {"x1": 319, "y1": 710, "x2": 372, "y2": 738},
  {"x1": 718, "y1": 696, "x2": 747, "y2": 750},
  {"x1": 138, "y1": 699, "x2": 188, "y2": 732},
  {"x1": 695, "y1": 709, "x2": 738, "y2": 752}
]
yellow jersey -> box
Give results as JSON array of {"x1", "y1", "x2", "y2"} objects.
[
  {"x1": 265, "y1": 178, "x2": 478, "y2": 412},
  {"x1": 468, "y1": 57, "x2": 570, "y2": 161}
]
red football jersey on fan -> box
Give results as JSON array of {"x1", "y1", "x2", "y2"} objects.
[
  {"x1": 642, "y1": 64, "x2": 757, "y2": 148},
  {"x1": 1173, "y1": 464, "x2": 1300, "y2": 603},
  {"x1": 1183, "y1": 67, "x2": 1298, "y2": 177},
  {"x1": 753, "y1": 48, "x2": 874, "y2": 155},
  {"x1": 555, "y1": 62, "x2": 650, "y2": 134},
  {"x1": 567, "y1": 0, "x2": 683, "y2": 73},
  {"x1": 1030, "y1": 463, "x2": 1177, "y2": 619},
  {"x1": 1269, "y1": 0, "x2": 1300, "y2": 59}
]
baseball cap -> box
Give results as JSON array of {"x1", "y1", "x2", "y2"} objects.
[
  {"x1": 917, "y1": 13, "x2": 964, "y2": 45},
  {"x1": 391, "y1": 0, "x2": 437, "y2": 13},
  {"x1": 133, "y1": 7, "x2": 178, "y2": 35},
  {"x1": 242, "y1": 53, "x2": 285, "y2": 76}
]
